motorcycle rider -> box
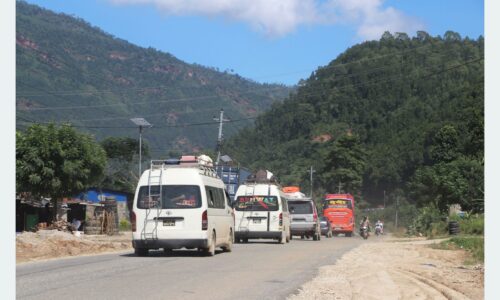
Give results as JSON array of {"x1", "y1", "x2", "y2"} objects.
[
  {"x1": 375, "y1": 219, "x2": 384, "y2": 235},
  {"x1": 359, "y1": 216, "x2": 371, "y2": 236}
]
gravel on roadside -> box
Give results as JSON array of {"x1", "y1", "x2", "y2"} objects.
[{"x1": 16, "y1": 230, "x2": 132, "y2": 263}]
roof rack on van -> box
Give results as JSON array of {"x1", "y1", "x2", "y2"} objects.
[
  {"x1": 243, "y1": 169, "x2": 280, "y2": 185},
  {"x1": 149, "y1": 155, "x2": 219, "y2": 178}
]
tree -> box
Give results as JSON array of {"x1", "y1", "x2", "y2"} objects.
[
  {"x1": 16, "y1": 124, "x2": 107, "y2": 220},
  {"x1": 416, "y1": 31, "x2": 430, "y2": 41},
  {"x1": 100, "y1": 137, "x2": 148, "y2": 162},
  {"x1": 380, "y1": 31, "x2": 394, "y2": 41},
  {"x1": 444, "y1": 30, "x2": 462, "y2": 42},
  {"x1": 321, "y1": 134, "x2": 366, "y2": 196},
  {"x1": 408, "y1": 157, "x2": 483, "y2": 212},
  {"x1": 394, "y1": 32, "x2": 410, "y2": 41},
  {"x1": 428, "y1": 125, "x2": 460, "y2": 164},
  {"x1": 100, "y1": 137, "x2": 148, "y2": 193}
]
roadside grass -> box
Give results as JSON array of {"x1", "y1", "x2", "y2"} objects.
[
  {"x1": 119, "y1": 219, "x2": 131, "y2": 231},
  {"x1": 430, "y1": 235, "x2": 484, "y2": 264},
  {"x1": 454, "y1": 214, "x2": 484, "y2": 235}
]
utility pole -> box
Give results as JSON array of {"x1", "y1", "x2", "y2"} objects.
[
  {"x1": 383, "y1": 190, "x2": 386, "y2": 209},
  {"x1": 308, "y1": 166, "x2": 315, "y2": 198},
  {"x1": 213, "y1": 108, "x2": 230, "y2": 164},
  {"x1": 395, "y1": 196, "x2": 399, "y2": 228},
  {"x1": 337, "y1": 181, "x2": 343, "y2": 193}
]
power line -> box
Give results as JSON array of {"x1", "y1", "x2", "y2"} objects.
[
  {"x1": 16, "y1": 56, "x2": 483, "y2": 131},
  {"x1": 16, "y1": 116, "x2": 257, "y2": 129},
  {"x1": 17, "y1": 49, "x2": 481, "y2": 114},
  {"x1": 50, "y1": 107, "x2": 224, "y2": 123},
  {"x1": 17, "y1": 43, "x2": 438, "y2": 97}
]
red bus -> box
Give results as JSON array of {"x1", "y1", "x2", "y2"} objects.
[{"x1": 322, "y1": 194, "x2": 355, "y2": 237}]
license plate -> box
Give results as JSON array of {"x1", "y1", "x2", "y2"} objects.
[
  {"x1": 253, "y1": 219, "x2": 261, "y2": 224},
  {"x1": 163, "y1": 220, "x2": 175, "y2": 226},
  {"x1": 334, "y1": 227, "x2": 342, "y2": 230}
]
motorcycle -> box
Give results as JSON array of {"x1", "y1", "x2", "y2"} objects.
[
  {"x1": 360, "y1": 226, "x2": 369, "y2": 239},
  {"x1": 375, "y1": 226, "x2": 382, "y2": 236}
]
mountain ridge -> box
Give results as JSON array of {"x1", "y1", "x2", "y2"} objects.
[
  {"x1": 224, "y1": 31, "x2": 484, "y2": 206},
  {"x1": 16, "y1": 1, "x2": 292, "y2": 155}
]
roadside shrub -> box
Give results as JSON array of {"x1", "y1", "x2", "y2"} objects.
[
  {"x1": 458, "y1": 214, "x2": 484, "y2": 235},
  {"x1": 119, "y1": 219, "x2": 131, "y2": 231},
  {"x1": 408, "y1": 205, "x2": 447, "y2": 237}
]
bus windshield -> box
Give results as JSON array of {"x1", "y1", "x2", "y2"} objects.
[
  {"x1": 323, "y1": 199, "x2": 352, "y2": 210},
  {"x1": 235, "y1": 196, "x2": 279, "y2": 211}
]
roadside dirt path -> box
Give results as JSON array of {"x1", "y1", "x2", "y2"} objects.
[
  {"x1": 16, "y1": 230, "x2": 132, "y2": 264},
  {"x1": 289, "y1": 236, "x2": 483, "y2": 300}
]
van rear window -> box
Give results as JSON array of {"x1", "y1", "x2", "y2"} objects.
[
  {"x1": 137, "y1": 185, "x2": 201, "y2": 209},
  {"x1": 235, "y1": 196, "x2": 278, "y2": 211},
  {"x1": 288, "y1": 201, "x2": 313, "y2": 214}
]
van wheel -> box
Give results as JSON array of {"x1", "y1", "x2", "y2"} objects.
[
  {"x1": 222, "y1": 230, "x2": 233, "y2": 252},
  {"x1": 205, "y1": 232, "x2": 216, "y2": 256},
  {"x1": 134, "y1": 248, "x2": 149, "y2": 257},
  {"x1": 313, "y1": 233, "x2": 319, "y2": 241}
]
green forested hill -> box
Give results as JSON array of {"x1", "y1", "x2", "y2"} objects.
[
  {"x1": 225, "y1": 31, "x2": 484, "y2": 209},
  {"x1": 16, "y1": 1, "x2": 291, "y2": 156}
]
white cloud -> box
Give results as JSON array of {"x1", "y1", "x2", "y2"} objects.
[
  {"x1": 328, "y1": 0, "x2": 424, "y2": 40},
  {"x1": 109, "y1": 0, "x2": 424, "y2": 39}
]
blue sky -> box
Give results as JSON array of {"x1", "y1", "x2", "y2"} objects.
[{"x1": 23, "y1": 0, "x2": 483, "y2": 85}]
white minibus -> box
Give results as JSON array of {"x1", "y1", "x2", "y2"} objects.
[
  {"x1": 233, "y1": 172, "x2": 291, "y2": 244},
  {"x1": 132, "y1": 156, "x2": 234, "y2": 256}
]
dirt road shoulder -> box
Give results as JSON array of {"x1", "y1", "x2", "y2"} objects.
[
  {"x1": 289, "y1": 236, "x2": 484, "y2": 300},
  {"x1": 16, "y1": 230, "x2": 132, "y2": 264}
]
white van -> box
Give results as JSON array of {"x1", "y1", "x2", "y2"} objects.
[
  {"x1": 131, "y1": 156, "x2": 234, "y2": 256},
  {"x1": 233, "y1": 171, "x2": 291, "y2": 244}
]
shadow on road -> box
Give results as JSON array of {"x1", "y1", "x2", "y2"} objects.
[
  {"x1": 236, "y1": 240, "x2": 283, "y2": 245},
  {"x1": 120, "y1": 249, "x2": 225, "y2": 258}
]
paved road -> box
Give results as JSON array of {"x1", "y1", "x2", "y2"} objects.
[{"x1": 17, "y1": 236, "x2": 365, "y2": 300}]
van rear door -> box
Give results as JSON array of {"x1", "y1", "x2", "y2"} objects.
[
  {"x1": 137, "y1": 185, "x2": 203, "y2": 238},
  {"x1": 235, "y1": 195, "x2": 279, "y2": 232}
]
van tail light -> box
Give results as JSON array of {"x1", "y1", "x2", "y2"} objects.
[
  {"x1": 279, "y1": 213, "x2": 283, "y2": 226},
  {"x1": 202, "y1": 210, "x2": 208, "y2": 230},
  {"x1": 131, "y1": 211, "x2": 136, "y2": 232},
  {"x1": 313, "y1": 211, "x2": 318, "y2": 222}
]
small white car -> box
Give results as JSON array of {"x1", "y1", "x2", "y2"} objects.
[{"x1": 131, "y1": 156, "x2": 234, "y2": 256}]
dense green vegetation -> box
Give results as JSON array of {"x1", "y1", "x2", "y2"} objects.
[
  {"x1": 99, "y1": 137, "x2": 149, "y2": 193},
  {"x1": 16, "y1": 123, "x2": 107, "y2": 217},
  {"x1": 16, "y1": 1, "x2": 291, "y2": 156},
  {"x1": 225, "y1": 31, "x2": 484, "y2": 213}
]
